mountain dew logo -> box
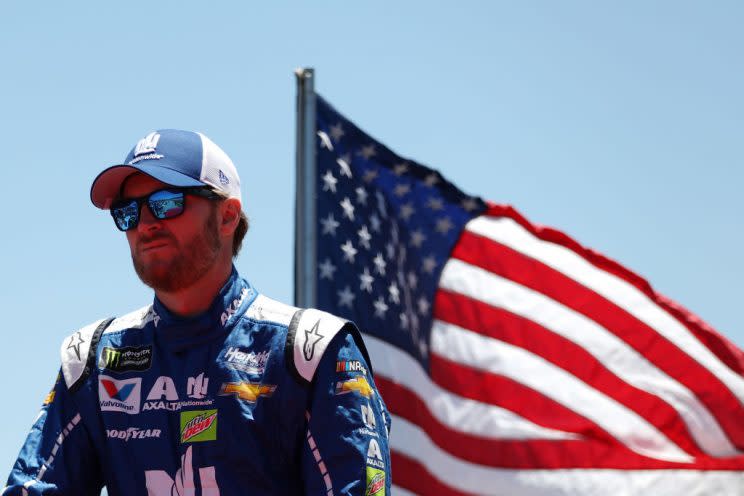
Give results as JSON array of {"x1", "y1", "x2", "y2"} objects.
[
  {"x1": 365, "y1": 466, "x2": 385, "y2": 496},
  {"x1": 180, "y1": 409, "x2": 218, "y2": 443}
]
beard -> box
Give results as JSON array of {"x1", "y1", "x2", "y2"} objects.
[{"x1": 132, "y1": 210, "x2": 222, "y2": 293}]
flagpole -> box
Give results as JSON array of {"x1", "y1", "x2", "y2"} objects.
[{"x1": 294, "y1": 67, "x2": 317, "y2": 308}]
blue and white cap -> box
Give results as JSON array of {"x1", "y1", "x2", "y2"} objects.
[{"x1": 90, "y1": 129, "x2": 242, "y2": 209}]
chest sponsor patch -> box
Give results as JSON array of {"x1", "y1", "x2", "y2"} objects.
[
  {"x1": 99, "y1": 376, "x2": 142, "y2": 414},
  {"x1": 365, "y1": 466, "x2": 385, "y2": 496},
  {"x1": 335, "y1": 376, "x2": 374, "y2": 398},
  {"x1": 180, "y1": 409, "x2": 218, "y2": 443},
  {"x1": 107, "y1": 427, "x2": 161, "y2": 441},
  {"x1": 99, "y1": 345, "x2": 153, "y2": 373},
  {"x1": 219, "y1": 382, "x2": 276, "y2": 402},
  {"x1": 221, "y1": 346, "x2": 270, "y2": 375},
  {"x1": 336, "y1": 360, "x2": 367, "y2": 375}
]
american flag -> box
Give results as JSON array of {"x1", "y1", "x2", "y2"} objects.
[{"x1": 312, "y1": 94, "x2": 744, "y2": 495}]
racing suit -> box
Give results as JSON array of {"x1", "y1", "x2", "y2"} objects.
[{"x1": 4, "y1": 268, "x2": 391, "y2": 495}]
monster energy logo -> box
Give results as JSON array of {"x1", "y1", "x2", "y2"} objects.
[{"x1": 99, "y1": 345, "x2": 152, "y2": 373}]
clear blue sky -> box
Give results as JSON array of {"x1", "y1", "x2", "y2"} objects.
[{"x1": 1, "y1": 0, "x2": 742, "y2": 479}]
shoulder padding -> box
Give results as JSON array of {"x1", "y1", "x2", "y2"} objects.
[
  {"x1": 285, "y1": 308, "x2": 373, "y2": 384},
  {"x1": 60, "y1": 317, "x2": 115, "y2": 391},
  {"x1": 245, "y1": 294, "x2": 297, "y2": 327}
]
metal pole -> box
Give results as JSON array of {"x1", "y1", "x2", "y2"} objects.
[{"x1": 294, "y1": 67, "x2": 317, "y2": 308}]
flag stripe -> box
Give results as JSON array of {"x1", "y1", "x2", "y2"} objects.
[
  {"x1": 433, "y1": 288, "x2": 708, "y2": 458},
  {"x1": 466, "y1": 211, "x2": 744, "y2": 445},
  {"x1": 431, "y1": 306, "x2": 693, "y2": 463},
  {"x1": 452, "y1": 220, "x2": 743, "y2": 454},
  {"x1": 390, "y1": 415, "x2": 744, "y2": 496},
  {"x1": 364, "y1": 333, "x2": 577, "y2": 441},
  {"x1": 391, "y1": 451, "x2": 479, "y2": 496}
]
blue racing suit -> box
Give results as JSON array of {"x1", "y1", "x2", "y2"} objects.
[{"x1": 4, "y1": 268, "x2": 391, "y2": 495}]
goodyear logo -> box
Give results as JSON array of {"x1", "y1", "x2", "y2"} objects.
[
  {"x1": 99, "y1": 345, "x2": 152, "y2": 374},
  {"x1": 335, "y1": 376, "x2": 374, "y2": 398},
  {"x1": 365, "y1": 466, "x2": 385, "y2": 496},
  {"x1": 180, "y1": 409, "x2": 218, "y2": 443},
  {"x1": 219, "y1": 382, "x2": 276, "y2": 402}
]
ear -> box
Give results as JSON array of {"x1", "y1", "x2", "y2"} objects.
[{"x1": 218, "y1": 198, "x2": 242, "y2": 236}]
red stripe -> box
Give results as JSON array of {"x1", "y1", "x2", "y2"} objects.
[
  {"x1": 377, "y1": 373, "x2": 744, "y2": 470},
  {"x1": 391, "y1": 451, "x2": 478, "y2": 496},
  {"x1": 449, "y1": 225, "x2": 744, "y2": 448},
  {"x1": 434, "y1": 288, "x2": 704, "y2": 457},
  {"x1": 486, "y1": 203, "x2": 744, "y2": 376}
]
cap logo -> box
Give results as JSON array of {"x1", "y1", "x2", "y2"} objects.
[
  {"x1": 134, "y1": 132, "x2": 161, "y2": 157},
  {"x1": 218, "y1": 170, "x2": 230, "y2": 186}
]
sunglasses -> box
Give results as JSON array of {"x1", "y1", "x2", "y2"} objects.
[{"x1": 110, "y1": 187, "x2": 221, "y2": 232}]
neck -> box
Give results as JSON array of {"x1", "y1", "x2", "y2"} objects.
[{"x1": 155, "y1": 260, "x2": 233, "y2": 318}]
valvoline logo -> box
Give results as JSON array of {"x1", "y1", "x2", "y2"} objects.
[{"x1": 99, "y1": 375, "x2": 142, "y2": 414}]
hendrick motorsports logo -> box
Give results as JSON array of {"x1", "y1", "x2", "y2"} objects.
[
  {"x1": 99, "y1": 345, "x2": 152, "y2": 373},
  {"x1": 180, "y1": 409, "x2": 218, "y2": 443},
  {"x1": 221, "y1": 346, "x2": 270, "y2": 375}
]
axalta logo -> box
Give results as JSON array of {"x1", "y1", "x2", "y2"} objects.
[
  {"x1": 180, "y1": 409, "x2": 218, "y2": 443},
  {"x1": 219, "y1": 382, "x2": 276, "y2": 402},
  {"x1": 335, "y1": 376, "x2": 374, "y2": 398},
  {"x1": 336, "y1": 360, "x2": 367, "y2": 375},
  {"x1": 142, "y1": 374, "x2": 214, "y2": 412},
  {"x1": 221, "y1": 347, "x2": 270, "y2": 375},
  {"x1": 107, "y1": 427, "x2": 161, "y2": 442},
  {"x1": 220, "y1": 288, "x2": 249, "y2": 326},
  {"x1": 145, "y1": 446, "x2": 220, "y2": 495},
  {"x1": 99, "y1": 345, "x2": 152, "y2": 374},
  {"x1": 366, "y1": 439, "x2": 385, "y2": 469},
  {"x1": 99, "y1": 376, "x2": 142, "y2": 414}
]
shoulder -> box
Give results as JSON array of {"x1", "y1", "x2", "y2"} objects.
[
  {"x1": 59, "y1": 305, "x2": 155, "y2": 390},
  {"x1": 285, "y1": 308, "x2": 372, "y2": 384}
]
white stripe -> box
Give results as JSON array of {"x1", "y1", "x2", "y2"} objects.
[
  {"x1": 363, "y1": 333, "x2": 578, "y2": 441},
  {"x1": 431, "y1": 318, "x2": 693, "y2": 463},
  {"x1": 440, "y1": 256, "x2": 737, "y2": 457},
  {"x1": 390, "y1": 415, "x2": 744, "y2": 496},
  {"x1": 391, "y1": 485, "x2": 417, "y2": 496},
  {"x1": 468, "y1": 215, "x2": 744, "y2": 405}
]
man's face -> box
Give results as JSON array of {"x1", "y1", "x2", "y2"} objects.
[{"x1": 121, "y1": 173, "x2": 222, "y2": 292}]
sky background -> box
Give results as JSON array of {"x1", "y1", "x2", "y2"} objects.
[{"x1": 1, "y1": 0, "x2": 742, "y2": 483}]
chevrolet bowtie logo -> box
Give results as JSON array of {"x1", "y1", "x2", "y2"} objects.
[
  {"x1": 219, "y1": 382, "x2": 276, "y2": 402},
  {"x1": 335, "y1": 376, "x2": 374, "y2": 398}
]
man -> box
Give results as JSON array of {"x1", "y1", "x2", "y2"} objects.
[{"x1": 4, "y1": 129, "x2": 391, "y2": 495}]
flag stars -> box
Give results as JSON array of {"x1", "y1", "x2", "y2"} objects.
[
  {"x1": 410, "y1": 229, "x2": 426, "y2": 248},
  {"x1": 399, "y1": 203, "x2": 415, "y2": 221},
  {"x1": 427, "y1": 197, "x2": 444, "y2": 211},
  {"x1": 424, "y1": 173, "x2": 440, "y2": 187},
  {"x1": 417, "y1": 297, "x2": 430, "y2": 315},
  {"x1": 376, "y1": 191, "x2": 388, "y2": 218},
  {"x1": 329, "y1": 122, "x2": 345, "y2": 141},
  {"x1": 385, "y1": 242, "x2": 395, "y2": 259},
  {"x1": 462, "y1": 197, "x2": 479, "y2": 212},
  {"x1": 363, "y1": 169, "x2": 379, "y2": 183},
  {"x1": 338, "y1": 286, "x2": 355, "y2": 308},
  {"x1": 373, "y1": 253, "x2": 387, "y2": 275},
  {"x1": 355, "y1": 187, "x2": 369, "y2": 205},
  {"x1": 393, "y1": 183, "x2": 411, "y2": 198},
  {"x1": 422, "y1": 255, "x2": 437, "y2": 274},
  {"x1": 407, "y1": 271, "x2": 418, "y2": 289},
  {"x1": 319, "y1": 258, "x2": 337, "y2": 280},
  {"x1": 359, "y1": 268, "x2": 374, "y2": 293},
  {"x1": 369, "y1": 213, "x2": 382, "y2": 233},
  {"x1": 373, "y1": 297, "x2": 389, "y2": 318},
  {"x1": 359, "y1": 144, "x2": 376, "y2": 159},
  {"x1": 357, "y1": 225, "x2": 372, "y2": 250},
  {"x1": 340, "y1": 240, "x2": 358, "y2": 263},
  {"x1": 388, "y1": 282, "x2": 400, "y2": 304},
  {"x1": 320, "y1": 214, "x2": 340, "y2": 236},
  {"x1": 436, "y1": 216, "x2": 454, "y2": 235},
  {"x1": 322, "y1": 170, "x2": 338, "y2": 193},
  {"x1": 340, "y1": 197, "x2": 355, "y2": 221},
  {"x1": 399, "y1": 312, "x2": 409, "y2": 330},
  {"x1": 317, "y1": 131, "x2": 333, "y2": 151},
  {"x1": 337, "y1": 157, "x2": 352, "y2": 178},
  {"x1": 393, "y1": 163, "x2": 409, "y2": 176}
]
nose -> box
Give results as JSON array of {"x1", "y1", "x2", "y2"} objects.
[{"x1": 136, "y1": 202, "x2": 163, "y2": 234}]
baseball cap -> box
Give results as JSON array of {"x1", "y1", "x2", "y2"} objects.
[{"x1": 90, "y1": 129, "x2": 242, "y2": 209}]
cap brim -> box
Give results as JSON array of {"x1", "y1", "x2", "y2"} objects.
[{"x1": 90, "y1": 163, "x2": 206, "y2": 209}]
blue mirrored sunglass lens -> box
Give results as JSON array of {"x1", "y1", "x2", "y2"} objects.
[
  {"x1": 148, "y1": 190, "x2": 184, "y2": 219},
  {"x1": 112, "y1": 201, "x2": 139, "y2": 231}
]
